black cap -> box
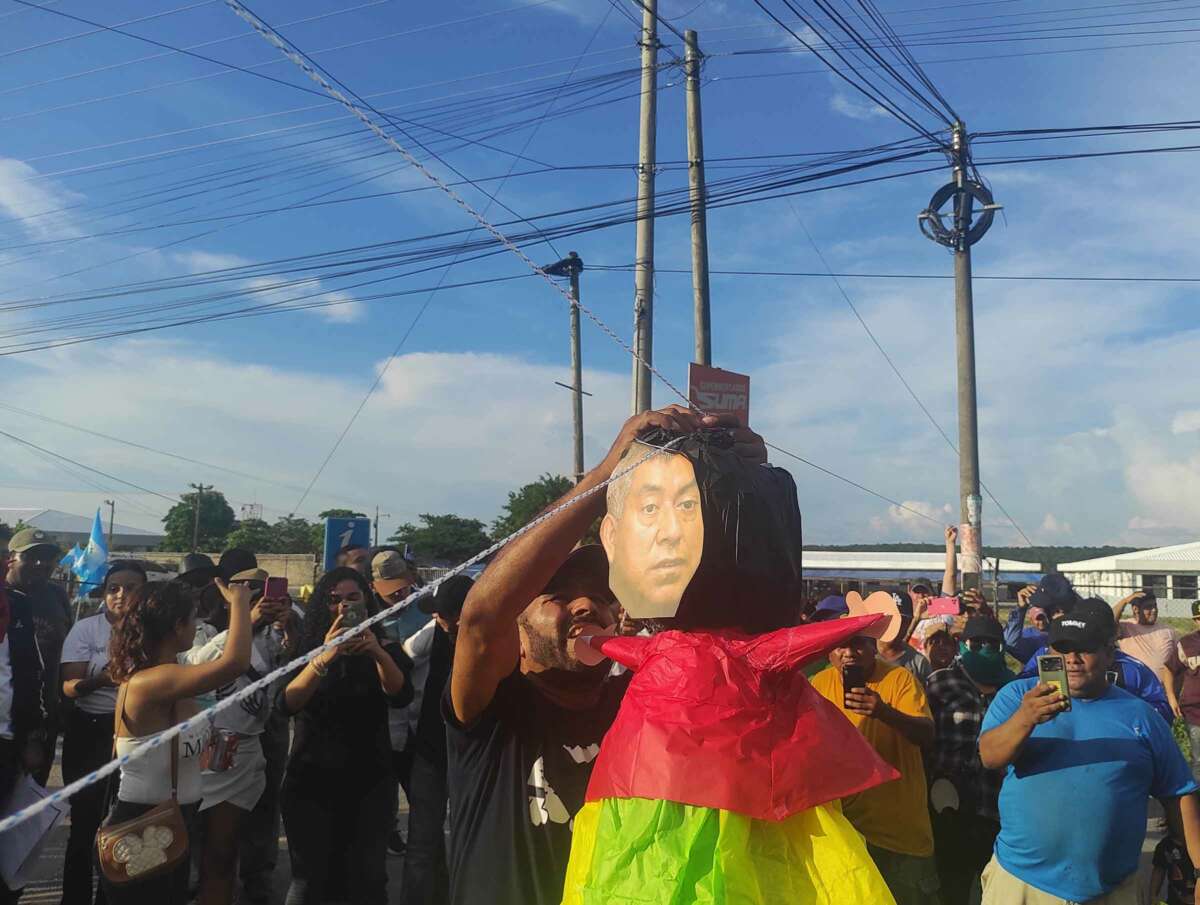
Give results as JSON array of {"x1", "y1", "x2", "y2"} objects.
[
  {"x1": 1048, "y1": 597, "x2": 1115, "y2": 652},
  {"x1": 178, "y1": 553, "x2": 218, "y2": 585},
  {"x1": 1133, "y1": 590, "x2": 1158, "y2": 608},
  {"x1": 1029, "y1": 573, "x2": 1079, "y2": 616},
  {"x1": 419, "y1": 574, "x2": 474, "y2": 618},
  {"x1": 961, "y1": 615, "x2": 1004, "y2": 644},
  {"x1": 218, "y1": 548, "x2": 258, "y2": 581}
]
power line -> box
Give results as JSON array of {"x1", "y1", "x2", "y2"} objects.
[{"x1": 590, "y1": 265, "x2": 1200, "y2": 283}]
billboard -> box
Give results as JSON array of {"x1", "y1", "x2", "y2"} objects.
[
  {"x1": 322, "y1": 517, "x2": 371, "y2": 570},
  {"x1": 688, "y1": 363, "x2": 750, "y2": 426}
]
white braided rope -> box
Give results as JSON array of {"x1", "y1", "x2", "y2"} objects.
[
  {"x1": 222, "y1": 0, "x2": 694, "y2": 409},
  {"x1": 0, "y1": 439, "x2": 683, "y2": 834}
]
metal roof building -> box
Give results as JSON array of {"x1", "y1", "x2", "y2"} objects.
[
  {"x1": 1059, "y1": 541, "x2": 1200, "y2": 612},
  {"x1": 0, "y1": 508, "x2": 164, "y2": 552},
  {"x1": 802, "y1": 550, "x2": 1043, "y2": 601}
]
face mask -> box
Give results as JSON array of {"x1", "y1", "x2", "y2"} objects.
[{"x1": 959, "y1": 641, "x2": 1012, "y2": 686}]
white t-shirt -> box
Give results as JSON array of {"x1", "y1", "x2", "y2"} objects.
[
  {"x1": 1117, "y1": 620, "x2": 1179, "y2": 673},
  {"x1": 60, "y1": 612, "x2": 118, "y2": 715},
  {"x1": 185, "y1": 627, "x2": 282, "y2": 736},
  {"x1": 0, "y1": 636, "x2": 12, "y2": 739}
]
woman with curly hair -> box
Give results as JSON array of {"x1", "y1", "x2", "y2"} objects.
[
  {"x1": 278, "y1": 566, "x2": 413, "y2": 905},
  {"x1": 100, "y1": 578, "x2": 254, "y2": 905}
]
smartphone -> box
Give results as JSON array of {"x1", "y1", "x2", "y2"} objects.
[
  {"x1": 927, "y1": 596, "x2": 961, "y2": 616},
  {"x1": 842, "y1": 663, "x2": 867, "y2": 708},
  {"x1": 340, "y1": 600, "x2": 367, "y2": 629},
  {"x1": 1036, "y1": 654, "x2": 1071, "y2": 711},
  {"x1": 264, "y1": 576, "x2": 288, "y2": 600}
]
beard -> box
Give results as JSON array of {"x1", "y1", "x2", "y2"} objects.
[{"x1": 523, "y1": 620, "x2": 583, "y2": 672}]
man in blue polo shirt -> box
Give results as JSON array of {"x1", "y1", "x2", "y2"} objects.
[{"x1": 979, "y1": 598, "x2": 1200, "y2": 904}]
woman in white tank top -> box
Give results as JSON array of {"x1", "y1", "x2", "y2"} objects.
[{"x1": 100, "y1": 578, "x2": 254, "y2": 905}]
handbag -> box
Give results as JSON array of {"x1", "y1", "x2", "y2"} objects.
[{"x1": 96, "y1": 688, "x2": 189, "y2": 884}]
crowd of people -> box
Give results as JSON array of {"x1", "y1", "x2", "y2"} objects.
[{"x1": 0, "y1": 407, "x2": 1199, "y2": 905}]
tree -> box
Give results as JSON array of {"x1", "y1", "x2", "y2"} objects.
[
  {"x1": 222, "y1": 518, "x2": 275, "y2": 554},
  {"x1": 270, "y1": 516, "x2": 321, "y2": 555},
  {"x1": 161, "y1": 489, "x2": 236, "y2": 551},
  {"x1": 317, "y1": 508, "x2": 368, "y2": 520},
  {"x1": 491, "y1": 474, "x2": 574, "y2": 540},
  {"x1": 389, "y1": 514, "x2": 491, "y2": 564}
]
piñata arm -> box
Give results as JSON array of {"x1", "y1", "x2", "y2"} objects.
[
  {"x1": 574, "y1": 634, "x2": 653, "y2": 671},
  {"x1": 745, "y1": 614, "x2": 884, "y2": 672}
]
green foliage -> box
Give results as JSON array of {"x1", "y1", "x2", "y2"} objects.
[
  {"x1": 491, "y1": 473, "x2": 574, "y2": 540},
  {"x1": 389, "y1": 513, "x2": 491, "y2": 564},
  {"x1": 161, "y1": 490, "x2": 236, "y2": 551},
  {"x1": 317, "y1": 508, "x2": 367, "y2": 520},
  {"x1": 271, "y1": 516, "x2": 322, "y2": 555},
  {"x1": 222, "y1": 518, "x2": 275, "y2": 554}
]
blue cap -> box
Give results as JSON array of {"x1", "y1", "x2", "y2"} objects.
[
  {"x1": 815, "y1": 595, "x2": 848, "y2": 615},
  {"x1": 1029, "y1": 573, "x2": 1078, "y2": 616}
]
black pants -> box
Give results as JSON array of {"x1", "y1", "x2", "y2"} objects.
[
  {"x1": 60, "y1": 709, "x2": 113, "y2": 905},
  {"x1": 239, "y1": 707, "x2": 288, "y2": 891},
  {"x1": 0, "y1": 737, "x2": 22, "y2": 905},
  {"x1": 930, "y1": 806, "x2": 999, "y2": 905},
  {"x1": 96, "y1": 800, "x2": 199, "y2": 905},
  {"x1": 281, "y1": 771, "x2": 395, "y2": 905},
  {"x1": 399, "y1": 750, "x2": 448, "y2": 905}
]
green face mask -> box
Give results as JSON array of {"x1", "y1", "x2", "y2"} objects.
[{"x1": 958, "y1": 641, "x2": 1012, "y2": 686}]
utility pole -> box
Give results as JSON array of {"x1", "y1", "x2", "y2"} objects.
[
  {"x1": 189, "y1": 483, "x2": 212, "y2": 552},
  {"x1": 631, "y1": 0, "x2": 658, "y2": 413},
  {"x1": 104, "y1": 500, "x2": 115, "y2": 548},
  {"x1": 373, "y1": 505, "x2": 391, "y2": 547},
  {"x1": 919, "y1": 122, "x2": 1000, "y2": 592},
  {"x1": 545, "y1": 252, "x2": 587, "y2": 483},
  {"x1": 684, "y1": 29, "x2": 712, "y2": 367}
]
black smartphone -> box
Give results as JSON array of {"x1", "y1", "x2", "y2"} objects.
[{"x1": 842, "y1": 663, "x2": 867, "y2": 707}]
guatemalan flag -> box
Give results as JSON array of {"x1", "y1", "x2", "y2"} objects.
[{"x1": 72, "y1": 509, "x2": 109, "y2": 590}]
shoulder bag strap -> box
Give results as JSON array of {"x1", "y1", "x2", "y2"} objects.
[
  {"x1": 170, "y1": 701, "x2": 179, "y2": 802},
  {"x1": 111, "y1": 683, "x2": 126, "y2": 759}
]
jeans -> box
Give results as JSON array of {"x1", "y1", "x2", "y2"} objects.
[
  {"x1": 0, "y1": 738, "x2": 22, "y2": 905},
  {"x1": 867, "y1": 843, "x2": 941, "y2": 905},
  {"x1": 60, "y1": 708, "x2": 114, "y2": 905},
  {"x1": 399, "y1": 751, "x2": 449, "y2": 905},
  {"x1": 1188, "y1": 723, "x2": 1200, "y2": 783},
  {"x1": 239, "y1": 707, "x2": 289, "y2": 893},
  {"x1": 281, "y1": 771, "x2": 396, "y2": 905}
]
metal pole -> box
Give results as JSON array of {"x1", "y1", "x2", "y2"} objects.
[
  {"x1": 374, "y1": 505, "x2": 380, "y2": 548},
  {"x1": 684, "y1": 29, "x2": 711, "y2": 367},
  {"x1": 104, "y1": 499, "x2": 115, "y2": 548},
  {"x1": 951, "y1": 122, "x2": 983, "y2": 591},
  {"x1": 567, "y1": 254, "x2": 585, "y2": 483},
  {"x1": 189, "y1": 483, "x2": 211, "y2": 552},
  {"x1": 631, "y1": 0, "x2": 658, "y2": 413}
]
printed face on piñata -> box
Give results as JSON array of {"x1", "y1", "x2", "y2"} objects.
[{"x1": 600, "y1": 448, "x2": 704, "y2": 619}]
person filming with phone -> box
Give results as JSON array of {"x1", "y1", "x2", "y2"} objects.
[
  {"x1": 277, "y1": 567, "x2": 412, "y2": 905},
  {"x1": 811, "y1": 626, "x2": 938, "y2": 905},
  {"x1": 978, "y1": 598, "x2": 1200, "y2": 905}
]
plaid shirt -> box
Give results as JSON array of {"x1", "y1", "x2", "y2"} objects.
[{"x1": 925, "y1": 660, "x2": 1004, "y2": 822}]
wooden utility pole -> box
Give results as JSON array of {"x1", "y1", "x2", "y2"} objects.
[
  {"x1": 373, "y1": 505, "x2": 390, "y2": 547},
  {"x1": 545, "y1": 252, "x2": 587, "y2": 483},
  {"x1": 189, "y1": 483, "x2": 211, "y2": 552},
  {"x1": 631, "y1": 0, "x2": 658, "y2": 413},
  {"x1": 684, "y1": 29, "x2": 712, "y2": 367},
  {"x1": 104, "y1": 499, "x2": 115, "y2": 548}
]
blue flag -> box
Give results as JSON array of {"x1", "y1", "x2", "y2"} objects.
[{"x1": 73, "y1": 510, "x2": 109, "y2": 590}]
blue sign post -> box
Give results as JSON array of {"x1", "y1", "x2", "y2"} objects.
[{"x1": 322, "y1": 517, "x2": 371, "y2": 570}]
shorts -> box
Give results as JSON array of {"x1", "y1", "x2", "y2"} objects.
[
  {"x1": 199, "y1": 734, "x2": 266, "y2": 813},
  {"x1": 980, "y1": 855, "x2": 1139, "y2": 905}
]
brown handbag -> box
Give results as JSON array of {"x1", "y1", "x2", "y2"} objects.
[{"x1": 96, "y1": 687, "x2": 190, "y2": 885}]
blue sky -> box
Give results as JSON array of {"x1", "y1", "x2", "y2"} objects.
[{"x1": 1, "y1": 0, "x2": 1198, "y2": 549}]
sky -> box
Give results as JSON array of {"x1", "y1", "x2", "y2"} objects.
[{"x1": 0, "y1": 0, "x2": 1198, "y2": 551}]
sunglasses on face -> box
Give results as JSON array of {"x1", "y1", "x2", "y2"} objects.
[
  {"x1": 964, "y1": 638, "x2": 1001, "y2": 652},
  {"x1": 1051, "y1": 642, "x2": 1100, "y2": 655},
  {"x1": 328, "y1": 591, "x2": 364, "y2": 605},
  {"x1": 382, "y1": 585, "x2": 412, "y2": 601}
]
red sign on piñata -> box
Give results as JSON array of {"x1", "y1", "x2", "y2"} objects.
[{"x1": 688, "y1": 363, "x2": 750, "y2": 426}]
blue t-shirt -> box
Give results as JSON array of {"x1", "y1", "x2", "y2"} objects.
[
  {"x1": 1019, "y1": 645, "x2": 1173, "y2": 723},
  {"x1": 982, "y1": 678, "x2": 1198, "y2": 901}
]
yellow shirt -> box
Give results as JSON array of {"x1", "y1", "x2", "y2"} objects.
[{"x1": 811, "y1": 660, "x2": 934, "y2": 857}]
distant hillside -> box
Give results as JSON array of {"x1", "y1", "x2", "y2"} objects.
[{"x1": 804, "y1": 544, "x2": 1141, "y2": 567}]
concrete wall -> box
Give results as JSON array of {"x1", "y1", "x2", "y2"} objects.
[{"x1": 144, "y1": 552, "x2": 318, "y2": 589}]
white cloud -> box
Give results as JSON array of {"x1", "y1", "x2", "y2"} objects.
[
  {"x1": 1172, "y1": 410, "x2": 1200, "y2": 435},
  {"x1": 1040, "y1": 513, "x2": 1071, "y2": 535},
  {"x1": 0, "y1": 158, "x2": 82, "y2": 241},
  {"x1": 829, "y1": 92, "x2": 889, "y2": 122}
]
